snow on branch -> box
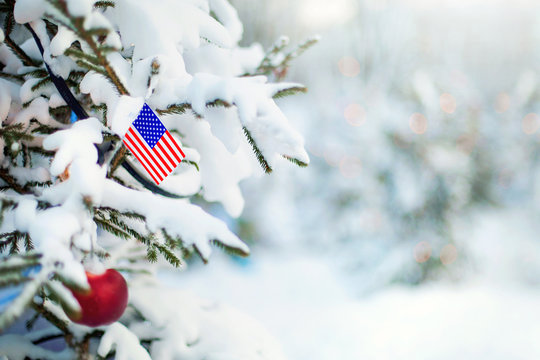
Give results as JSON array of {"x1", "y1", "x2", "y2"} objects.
[
  {"x1": 100, "y1": 180, "x2": 249, "y2": 261},
  {"x1": 98, "y1": 323, "x2": 151, "y2": 360},
  {"x1": 181, "y1": 73, "x2": 309, "y2": 171}
]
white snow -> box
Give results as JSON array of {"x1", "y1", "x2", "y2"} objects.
[
  {"x1": 182, "y1": 73, "x2": 309, "y2": 167},
  {"x1": 98, "y1": 323, "x2": 152, "y2": 360},
  {"x1": 109, "y1": 0, "x2": 232, "y2": 62},
  {"x1": 110, "y1": 96, "x2": 145, "y2": 136},
  {"x1": 208, "y1": 0, "x2": 243, "y2": 44},
  {"x1": 0, "y1": 334, "x2": 73, "y2": 360},
  {"x1": 129, "y1": 283, "x2": 287, "y2": 360},
  {"x1": 42, "y1": 118, "x2": 103, "y2": 176},
  {"x1": 65, "y1": 0, "x2": 93, "y2": 17},
  {"x1": 0, "y1": 80, "x2": 11, "y2": 122},
  {"x1": 100, "y1": 180, "x2": 249, "y2": 260},
  {"x1": 168, "y1": 247, "x2": 540, "y2": 360},
  {"x1": 14, "y1": 97, "x2": 51, "y2": 126},
  {"x1": 13, "y1": 0, "x2": 46, "y2": 24},
  {"x1": 49, "y1": 26, "x2": 77, "y2": 57}
]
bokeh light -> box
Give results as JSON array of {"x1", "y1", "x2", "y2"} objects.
[
  {"x1": 339, "y1": 156, "x2": 362, "y2": 178},
  {"x1": 307, "y1": 143, "x2": 323, "y2": 157},
  {"x1": 522, "y1": 113, "x2": 540, "y2": 135},
  {"x1": 495, "y1": 93, "x2": 511, "y2": 113},
  {"x1": 409, "y1": 113, "x2": 428, "y2": 134},
  {"x1": 324, "y1": 148, "x2": 345, "y2": 167},
  {"x1": 440, "y1": 93, "x2": 457, "y2": 114},
  {"x1": 344, "y1": 103, "x2": 367, "y2": 126},
  {"x1": 440, "y1": 244, "x2": 458, "y2": 265},
  {"x1": 414, "y1": 241, "x2": 432, "y2": 263},
  {"x1": 338, "y1": 56, "x2": 360, "y2": 77}
]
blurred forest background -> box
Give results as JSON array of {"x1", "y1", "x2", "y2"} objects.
[{"x1": 172, "y1": 0, "x2": 540, "y2": 358}]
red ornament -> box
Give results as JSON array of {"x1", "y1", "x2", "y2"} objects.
[{"x1": 68, "y1": 269, "x2": 128, "y2": 327}]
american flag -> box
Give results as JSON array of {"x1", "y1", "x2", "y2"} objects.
[{"x1": 123, "y1": 103, "x2": 185, "y2": 185}]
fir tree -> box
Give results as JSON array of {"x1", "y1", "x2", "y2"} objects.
[{"x1": 0, "y1": 0, "x2": 315, "y2": 358}]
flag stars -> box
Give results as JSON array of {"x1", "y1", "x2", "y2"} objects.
[{"x1": 132, "y1": 104, "x2": 167, "y2": 148}]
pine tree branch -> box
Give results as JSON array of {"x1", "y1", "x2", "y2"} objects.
[
  {"x1": 108, "y1": 147, "x2": 128, "y2": 176},
  {"x1": 0, "y1": 168, "x2": 31, "y2": 194},
  {"x1": 278, "y1": 37, "x2": 319, "y2": 73},
  {"x1": 27, "y1": 146, "x2": 55, "y2": 157},
  {"x1": 48, "y1": 0, "x2": 128, "y2": 95},
  {"x1": 94, "y1": 217, "x2": 132, "y2": 240},
  {"x1": 242, "y1": 126, "x2": 272, "y2": 173},
  {"x1": 47, "y1": 0, "x2": 132, "y2": 179},
  {"x1": 94, "y1": 1, "x2": 115, "y2": 9},
  {"x1": 0, "y1": 231, "x2": 30, "y2": 253},
  {"x1": 254, "y1": 36, "x2": 289, "y2": 76},
  {"x1": 0, "y1": 268, "x2": 49, "y2": 330},
  {"x1": 158, "y1": 101, "x2": 274, "y2": 173},
  {"x1": 272, "y1": 86, "x2": 307, "y2": 99},
  {"x1": 156, "y1": 103, "x2": 192, "y2": 116},
  {"x1": 0, "y1": 71, "x2": 24, "y2": 82},
  {"x1": 32, "y1": 333, "x2": 65, "y2": 345},
  {"x1": 3, "y1": 37, "x2": 39, "y2": 68},
  {"x1": 0, "y1": 272, "x2": 30, "y2": 287},
  {"x1": 31, "y1": 77, "x2": 52, "y2": 91},
  {"x1": 210, "y1": 239, "x2": 249, "y2": 257},
  {"x1": 2, "y1": 5, "x2": 40, "y2": 67},
  {"x1": 25, "y1": 311, "x2": 40, "y2": 330},
  {"x1": 65, "y1": 48, "x2": 100, "y2": 65},
  {"x1": 72, "y1": 22, "x2": 128, "y2": 95},
  {"x1": 30, "y1": 301, "x2": 70, "y2": 334},
  {"x1": 282, "y1": 155, "x2": 308, "y2": 167},
  {"x1": 0, "y1": 253, "x2": 41, "y2": 273},
  {"x1": 75, "y1": 59, "x2": 108, "y2": 75}
]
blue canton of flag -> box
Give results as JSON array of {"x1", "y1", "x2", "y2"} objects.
[{"x1": 123, "y1": 103, "x2": 185, "y2": 185}]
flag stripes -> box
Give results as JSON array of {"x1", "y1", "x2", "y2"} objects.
[{"x1": 122, "y1": 106, "x2": 185, "y2": 185}]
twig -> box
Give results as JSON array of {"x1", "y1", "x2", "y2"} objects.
[{"x1": 0, "y1": 168, "x2": 31, "y2": 194}]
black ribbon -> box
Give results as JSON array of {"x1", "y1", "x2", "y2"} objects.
[{"x1": 25, "y1": 24, "x2": 181, "y2": 198}]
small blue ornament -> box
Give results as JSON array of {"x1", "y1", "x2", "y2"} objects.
[{"x1": 70, "y1": 111, "x2": 78, "y2": 123}]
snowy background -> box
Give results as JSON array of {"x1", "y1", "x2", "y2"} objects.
[{"x1": 171, "y1": 0, "x2": 540, "y2": 359}]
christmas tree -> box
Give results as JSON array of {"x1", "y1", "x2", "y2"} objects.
[{"x1": 0, "y1": 0, "x2": 314, "y2": 358}]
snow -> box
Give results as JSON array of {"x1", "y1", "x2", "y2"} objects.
[
  {"x1": 7, "y1": 0, "x2": 527, "y2": 359},
  {"x1": 48, "y1": 93, "x2": 67, "y2": 108},
  {"x1": 17, "y1": 204, "x2": 87, "y2": 286},
  {"x1": 49, "y1": 26, "x2": 77, "y2": 57},
  {"x1": 169, "y1": 247, "x2": 540, "y2": 360},
  {"x1": 14, "y1": 97, "x2": 51, "y2": 125},
  {"x1": 13, "y1": 0, "x2": 46, "y2": 24},
  {"x1": 42, "y1": 118, "x2": 103, "y2": 177},
  {"x1": 0, "y1": 334, "x2": 72, "y2": 360},
  {"x1": 9, "y1": 167, "x2": 50, "y2": 184},
  {"x1": 208, "y1": 0, "x2": 243, "y2": 44},
  {"x1": 110, "y1": 96, "x2": 145, "y2": 136},
  {"x1": 109, "y1": 0, "x2": 232, "y2": 62},
  {"x1": 46, "y1": 280, "x2": 80, "y2": 315},
  {"x1": 80, "y1": 71, "x2": 119, "y2": 114},
  {"x1": 0, "y1": 80, "x2": 11, "y2": 122},
  {"x1": 183, "y1": 73, "x2": 309, "y2": 167},
  {"x1": 65, "y1": 0, "x2": 93, "y2": 17},
  {"x1": 177, "y1": 114, "x2": 252, "y2": 216},
  {"x1": 100, "y1": 180, "x2": 249, "y2": 260},
  {"x1": 98, "y1": 323, "x2": 152, "y2": 360},
  {"x1": 129, "y1": 283, "x2": 287, "y2": 360}
]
